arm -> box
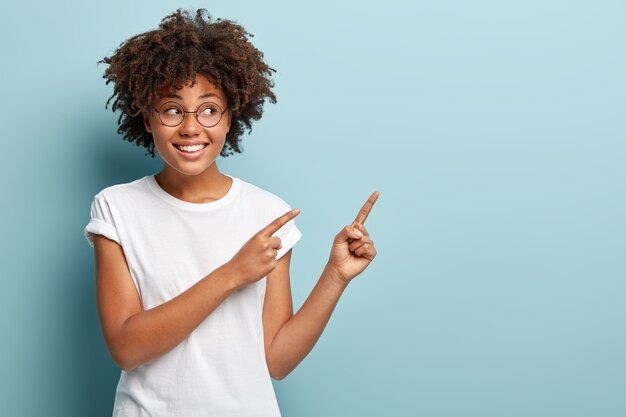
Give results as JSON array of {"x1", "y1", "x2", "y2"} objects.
[
  {"x1": 265, "y1": 263, "x2": 348, "y2": 380},
  {"x1": 94, "y1": 234, "x2": 238, "y2": 372},
  {"x1": 265, "y1": 191, "x2": 380, "y2": 380},
  {"x1": 94, "y1": 208, "x2": 301, "y2": 372}
]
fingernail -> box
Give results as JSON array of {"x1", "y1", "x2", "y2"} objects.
[{"x1": 353, "y1": 228, "x2": 363, "y2": 237}]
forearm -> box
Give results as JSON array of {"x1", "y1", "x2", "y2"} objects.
[
  {"x1": 267, "y1": 264, "x2": 348, "y2": 380},
  {"x1": 114, "y1": 263, "x2": 239, "y2": 372}
]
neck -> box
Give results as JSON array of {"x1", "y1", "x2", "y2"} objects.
[{"x1": 155, "y1": 163, "x2": 232, "y2": 204}]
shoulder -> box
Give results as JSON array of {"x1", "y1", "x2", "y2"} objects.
[{"x1": 93, "y1": 176, "x2": 151, "y2": 202}]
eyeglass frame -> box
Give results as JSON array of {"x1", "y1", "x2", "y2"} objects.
[{"x1": 151, "y1": 101, "x2": 230, "y2": 128}]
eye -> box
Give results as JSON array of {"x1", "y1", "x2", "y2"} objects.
[
  {"x1": 162, "y1": 106, "x2": 183, "y2": 116},
  {"x1": 199, "y1": 103, "x2": 220, "y2": 116}
]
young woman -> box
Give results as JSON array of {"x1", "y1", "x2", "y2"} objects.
[{"x1": 84, "y1": 8, "x2": 379, "y2": 416}]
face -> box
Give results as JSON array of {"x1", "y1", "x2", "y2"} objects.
[{"x1": 144, "y1": 74, "x2": 231, "y2": 177}]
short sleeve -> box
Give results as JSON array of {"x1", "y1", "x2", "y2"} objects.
[
  {"x1": 84, "y1": 193, "x2": 120, "y2": 248},
  {"x1": 272, "y1": 201, "x2": 302, "y2": 260}
]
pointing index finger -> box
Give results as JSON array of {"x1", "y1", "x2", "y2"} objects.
[
  {"x1": 354, "y1": 191, "x2": 380, "y2": 225},
  {"x1": 259, "y1": 208, "x2": 301, "y2": 236}
]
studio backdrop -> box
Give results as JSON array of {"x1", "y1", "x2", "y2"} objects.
[{"x1": 1, "y1": 1, "x2": 625, "y2": 416}]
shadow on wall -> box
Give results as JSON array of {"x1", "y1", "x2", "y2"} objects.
[{"x1": 73, "y1": 124, "x2": 161, "y2": 416}]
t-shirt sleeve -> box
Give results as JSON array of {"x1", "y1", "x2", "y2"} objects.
[
  {"x1": 272, "y1": 200, "x2": 302, "y2": 260},
  {"x1": 84, "y1": 193, "x2": 120, "y2": 248}
]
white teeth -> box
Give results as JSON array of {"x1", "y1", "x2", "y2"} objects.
[{"x1": 176, "y1": 144, "x2": 207, "y2": 152}]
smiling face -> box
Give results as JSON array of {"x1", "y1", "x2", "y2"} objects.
[{"x1": 143, "y1": 74, "x2": 231, "y2": 177}]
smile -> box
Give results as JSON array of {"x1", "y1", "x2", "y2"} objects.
[
  {"x1": 172, "y1": 143, "x2": 209, "y2": 161},
  {"x1": 174, "y1": 144, "x2": 208, "y2": 153}
]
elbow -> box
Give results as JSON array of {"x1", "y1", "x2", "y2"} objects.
[
  {"x1": 110, "y1": 343, "x2": 138, "y2": 373},
  {"x1": 268, "y1": 362, "x2": 289, "y2": 381},
  {"x1": 111, "y1": 350, "x2": 132, "y2": 372},
  {"x1": 116, "y1": 349, "x2": 141, "y2": 373},
  {"x1": 107, "y1": 318, "x2": 143, "y2": 372},
  {"x1": 119, "y1": 360, "x2": 137, "y2": 373},
  {"x1": 115, "y1": 354, "x2": 138, "y2": 373},
  {"x1": 267, "y1": 348, "x2": 291, "y2": 380},
  {"x1": 270, "y1": 370, "x2": 287, "y2": 381}
]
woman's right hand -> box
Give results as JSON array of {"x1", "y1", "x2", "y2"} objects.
[{"x1": 226, "y1": 208, "x2": 300, "y2": 288}]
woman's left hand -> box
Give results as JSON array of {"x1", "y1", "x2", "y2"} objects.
[{"x1": 326, "y1": 191, "x2": 380, "y2": 285}]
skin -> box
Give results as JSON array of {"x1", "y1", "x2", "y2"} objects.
[
  {"x1": 143, "y1": 75, "x2": 233, "y2": 202},
  {"x1": 93, "y1": 74, "x2": 379, "y2": 379}
]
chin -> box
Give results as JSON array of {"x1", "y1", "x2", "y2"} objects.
[{"x1": 174, "y1": 164, "x2": 217, "y2": 176}]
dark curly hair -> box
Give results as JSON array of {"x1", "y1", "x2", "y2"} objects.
[{"x1": 99, "y1": 8, "x2": 277, "y2": 157}]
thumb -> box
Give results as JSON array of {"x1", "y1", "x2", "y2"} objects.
[{"x1": 334, "y1": 225, "x2": 364, "y2": 244}]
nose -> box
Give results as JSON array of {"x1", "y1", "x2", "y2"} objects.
[{"x1": 178, "y1": 112, "x2": 202, "y2": 136}]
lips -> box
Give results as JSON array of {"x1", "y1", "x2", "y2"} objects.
[
  {"x1": 173, "y1": 143, "x2": 208, "y2": 151},
  {"x1": 172, "y1": 142, "x2": 209, "y2": 160},
  {"x1": 173, "y1": 141, "x2": 209, "y2": 146}
]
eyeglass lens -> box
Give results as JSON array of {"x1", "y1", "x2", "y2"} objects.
[{"x1": 158, "y1": 102, "x2": 223, "y2": 127}]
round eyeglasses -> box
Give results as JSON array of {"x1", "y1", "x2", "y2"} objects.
[{"x1": 152, "y1": 101, "x2": 229, "y2": 128}]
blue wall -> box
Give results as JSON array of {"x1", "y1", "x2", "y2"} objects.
[{"x1": 2, "y1": 1, "x2": 625, "y2": 415}]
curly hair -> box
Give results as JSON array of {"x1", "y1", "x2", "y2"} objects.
[{"x1": 99, "y1": 8, "x2": 277, "y2": 157}]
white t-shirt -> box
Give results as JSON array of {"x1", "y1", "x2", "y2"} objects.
[{"x1": 84, "y1": 173, "x2": 301, "y2": 417}]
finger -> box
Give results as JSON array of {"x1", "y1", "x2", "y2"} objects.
[
  {"x1": 347, "y1": 228, "x2": 366, "y2": 243},
  {"x1": 350, "y1": 221, "x2": 369, "y2": 236},
  {"x1": 354, "y1": 243, "x2": 370, "y2": 257},
  {"x1": 269, "y1": 236, "x2": 282, "y2": 249},
  {"x1": 354, "y1": 191, "x2": 380, "y2": 225},
  {"x1": 259, "y1": 208, "x2": 301, "y2": 237},
  {"x1": 334, "y1": 225, "x2": 365, "y2": 245},
  {"x1": 355, "y1": 243, "x2": 377, "y2": 259},
  {"x1": 349, "y1": 240, "x2": 366, "y2": 253},
  {"x1": 349, "y1": 237, "x2": 372, "y2": 253}
]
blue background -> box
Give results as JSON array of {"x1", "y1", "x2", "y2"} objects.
[{"x1": 1, "y1": 1, "x2": 625, "y2": 416}]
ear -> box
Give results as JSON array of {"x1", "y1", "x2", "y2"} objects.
[{"x1": 143, "y1": 114, "x2": 152, "y2": 133}]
